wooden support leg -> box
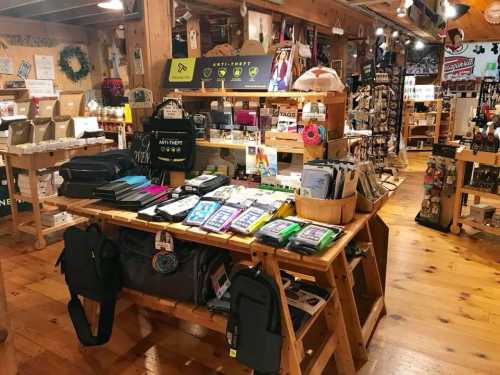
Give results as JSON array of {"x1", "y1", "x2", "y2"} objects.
[
  {"x1": 261, "y1": 255, "x2": 302, "y2": 375},
  {"x1": 333, "y1": 252, "x2": 368, "y2": 367},
  {"x1": 0, "y1": 260, "x2": 18, "y2": 375},
  {"x1": 368, "y1": 214, "x2": 389, "y2": 293},
  {"x1": 451, "y1": 159, "x2": 465, "y2": 234},
  {"x1": 28, "y1": 162, "x2": 46, "y2": 250},
  {"x1": 314, "y1": 268, "x2": 356, "y2": 375},
  {"x1": 3, "y1": 157, "x2": 20, "y2": 242}
]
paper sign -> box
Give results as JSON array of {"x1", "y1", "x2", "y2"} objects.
[
  {"x1": 0, "y1": 57, "x2": 13, "y2": 75},
  {"x1": 129, "y1": 87, "x2": 153, "y2": 109},
  {"x1": 25, "y1": 79, "x2": 54, "y2": 97},
  {"x1": 17, "y1": 60, "x2": 31, "y2": 80},
  {"x1": 34, "y1": 55, "x2": 55, "y2": 80},
  {"x1": 132, "y1": 47, "x2": 144, "y2": 75}
]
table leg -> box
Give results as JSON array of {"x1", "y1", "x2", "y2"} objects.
[
  {"x1": 28, "y1": 163, "x2": 46, "y2": 250},
  {"x1": 333, "y1": 252, "x2": 368, "y2": 366},
  {"x1": 451, "y1": 159, "x2": 465, "y2": 234},
  {"x1": 3, "y1": 156, "x2": 20, "y2": 241}
]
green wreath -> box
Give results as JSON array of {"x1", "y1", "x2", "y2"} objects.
[{"x1": 59, "y1": 46, "x2": 90, "y2": 82}]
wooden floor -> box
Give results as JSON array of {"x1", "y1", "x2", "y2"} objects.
[{"x1": 1, "y1": 152, "x2": 499, "y2": 375}]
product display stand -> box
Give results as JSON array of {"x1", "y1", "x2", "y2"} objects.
[
  {"x1": 403, "y1": 99, "x2": 443, "y2": 151},
  {"x1": 0, "y1": 260, "x2": 17, "y2": 375},
  {"x1": 450, "y1": 150, "x2": 500, "y2": 235},
  {"x1": 45, "y1": 184, "x2": 401, "y2": 373},
  {"x1": 0, "y1": 141, "x2": 112, "y2": 249}
]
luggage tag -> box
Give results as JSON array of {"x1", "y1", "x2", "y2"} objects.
[
  {"x1": 184, "y1": 200, "x2": 221, "y2": 226},
  {"x1": 152, "y1": 231, "x2": 178, "y2": 274},
  {"x1": 202, "y1": 205, "x2": 242, "y2": 233},
  {"x1": 211, "y1": 263, "x2": 231, "y2": 300}
]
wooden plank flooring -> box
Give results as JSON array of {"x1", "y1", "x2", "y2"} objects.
[{"x1": 1, "y1": 151, "x2": 499, "y2": 374}]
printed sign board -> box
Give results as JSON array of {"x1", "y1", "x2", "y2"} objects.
[{"x1": 443, "y1": 41, "x2": 500, "y2": 81}]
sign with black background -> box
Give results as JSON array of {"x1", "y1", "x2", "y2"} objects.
[{"x1": 165, "y1": 55, "x2": 273, "y2": 90}]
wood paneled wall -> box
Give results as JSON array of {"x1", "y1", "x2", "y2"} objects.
[{"x1": 0, "y1": 16, "x2": 94, "y2": 92}]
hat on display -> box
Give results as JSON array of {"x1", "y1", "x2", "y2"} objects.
[{"x1": 293, "y1": 66, "x2": 345, "y2": 92}]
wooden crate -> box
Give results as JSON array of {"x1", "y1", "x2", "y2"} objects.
[
  {"x1": 265, "y1": 131, "x2": 304, "y2": 152},
  {"x1": 59, "y1": 92, "x2": 84, "y2": 117}
]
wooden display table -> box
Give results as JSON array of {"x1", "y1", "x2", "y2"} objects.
[
  {"x1": 451, "y1": 150, "x2": 500, "y2": 235},
  {"x1": 45, "y1": 184, "x2": 401, "y2": 373},
  {"x1": 0, "y1": 141, "x2": 112, "y2": 249}
]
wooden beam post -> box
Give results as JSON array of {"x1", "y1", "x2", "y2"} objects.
[{"x1": 125, "y1": 0, "x2": 173, "y2": 130}]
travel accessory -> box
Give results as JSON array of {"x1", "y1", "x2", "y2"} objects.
[
  {"x1": 255, "y1": 219, "x2": 301, "y2": 247},
  {"x1": 288, "y1": 224, "x2": 342, "y2": 255},
  {"x1": 193, "y1": 113, "x2": 208, "y2": 139},
  {"x1": 94, "y1": 176, "x2": 150, "y2": 201},
  {"x1": 114, "y1": 184, "x2": 170, "y2": 210},
  {"x1": 53, "y1": 116, "x2": 75, "y2": 139},
  {"x1": 202, "y1": 205, "x2": 242, "y2": 233},
  {"x1": 301, "y1": 166, "x2": 332, "y2": 199},
  {"x1": 302, "y1": 123, "x2": 323, "y2": 145},
  {"x1": 230, "y1": 206, "x2": 271, "y2": 235},
  {"x1": 184, "y1": 200, "x2": 222, "y2": 226},
  {"x1": 227, "y1": 266, "x2": 282, "y2": 373},
  {"x1": 137, "y1": 198, "x2": 180, "y2": 221},
  {"x1": 118, "y1": 228, "x2": 231, "y2": 304},
  {"x1": 184, "y1": 174, "x2": 230, "y2": 195},
  {"x1": 210, "y1": 100, "x2": 233, "y2": 129},
  {"x1": 302, "y1": 101, "x2": 326, "y2": 122},
  {"x1": 156, "y1": 194, "x2": 200, "y2": 222},
  {"x1": 57, "y1": 225, "x2": 121, "y2": 346}
]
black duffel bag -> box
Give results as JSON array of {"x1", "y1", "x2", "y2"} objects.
[
  {"x1": 57, "y1": 225, "x2": 122, "y2": 346},
  {"x1": 144, "y1": 100, "x2": 196, "y2": 172},
  {"x1": 58, "y1": 149, "x2": 139, "y2": 198},
  {"x1": 118, "y1": 228, "x2": 230, "y2": 304}
]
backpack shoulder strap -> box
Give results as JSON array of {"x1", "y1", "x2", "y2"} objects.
[{"x1": 67, "y1": 293, "x2": 116, "y2": 346}]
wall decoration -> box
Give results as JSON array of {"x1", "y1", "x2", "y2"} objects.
[
  {"x1": 443, "y1": 41, "x2": 500, "y2": 81},
  {"x1": 25, "y1": 79, "x2": 55, "y2": 97},
  {"x1": 406, "y1": 44, "x2": 441, "y2": 76},
  {"x1": 132, "y1": 47, "x2": 144, "y2": 75},
  {"x1": 246, "y1": 145, "x2": 278, "y2": 176},
  {"x1": 129, "y1": 87, "x2": 153, "y2": 109},
  {"x1": 268, "y1": 46, "x2": 294, "y2": 91},
  {"x1": 445, "y1": 28, "x2": 464, "y2": 52},
  {"x1": 17, "y1": 60, "x2": 31, "y2": 80},
  {"x1": 59, "y1": 46, "x2": 90, "y2": 82},
  {"x1": 34, "y1": 55, "x2": 55, "y2": 80},
  {"x1": 1, "y1": 34, "x2": 57, "y2": 48},
  {"x1": 0, "y1": 57, "x2": 14, "y2": 75},
  {"x1": 247, "y1": 11, "x2": 273, "y2": 53}
]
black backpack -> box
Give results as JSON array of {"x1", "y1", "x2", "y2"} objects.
[
  {"x1": 144, "y1": 100, "x2": 196, "y2": 172},
  {"x1": 227, "y1": 266, "x2": 282, "y2": 374},
  {"x1": 57, "y1": 225, "x2": 121, "y2": 346},
  {"x1": 118, "y1": 228, "x2": 231, "y2": 304}
]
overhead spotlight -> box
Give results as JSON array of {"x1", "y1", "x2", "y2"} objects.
[
  {"x1": 444, "y1": 1, "x2": 457, "y2": 19},
  {"x1": 396, "y1": 0, "x2": 413, "y2": 17},
  {"x1": 392, "y1": 30, "x2": 400, "y2": 38},
  {"x1": 353, "y1": 53, "x2": 358, "y2": 58},
  {"x1": 375, "y1": 27, "x2": 384, "y2": 36},
  {"x1": 414, "y1": 40, "x2": 425, "y2": 50},
  {"x1": 97, "y1": 0, "x2": 123, "y2": 10},
  {"x1": 404, "y1": 38, "x2": 412, "y2": 46},
  {"x1": 396, "y1": 7, "x2": 407, "y2": 17}
]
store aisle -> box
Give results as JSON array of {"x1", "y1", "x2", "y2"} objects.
[{"x1": 0, "y1": 152, "x2": 499, "y2": 375}]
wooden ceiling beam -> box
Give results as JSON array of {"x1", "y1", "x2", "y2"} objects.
[
  {"x1": 350, "y1": 0, "x2": 389, "y2": 5},
  {"x1": 0, "y1": 0, "x2": 44, "y2": 13},
  {"x1": 76, "y1": 12, "x2": 125, "y2": 26},
  {"x1": 25, "y1": 1, "x2": 101, "y2": 19}
]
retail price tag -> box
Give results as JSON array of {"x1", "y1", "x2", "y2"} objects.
[{"x1": 155, "y1": 231, "x2": 174, "y2": 252}]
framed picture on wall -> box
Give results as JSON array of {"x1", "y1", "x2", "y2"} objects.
[{"x1": 123, "y1": 0, "x2": 143, "y2": 20}]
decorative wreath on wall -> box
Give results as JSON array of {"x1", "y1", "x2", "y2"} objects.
[{"x1": 59, "y1": 46, "x2": 90, "y2": 82}]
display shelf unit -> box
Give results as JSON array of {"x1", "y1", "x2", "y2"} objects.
[
  {"x1": 402, "y1": 99, "x2": 443, "y2": 151},
  {"x1": 451, "y1": 149, "x2": 499, "y2": 235},
  {"x1": 168, "y1": 90, "x2": 347, "y2": 140},
  {"x1": 44, "y1": 189, "x2": 401, "y2": 373},
  {"x1": 0, "y1": 88, "x2": 29, "y2": 100},
  {"x1": 0, "y1": 141, "x2": 112, "y2": 249},
  {"x1": 439, "y1": 96, "x2": 456, "y2": 142}
]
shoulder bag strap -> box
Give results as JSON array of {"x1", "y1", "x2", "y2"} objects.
[{"x1": 67, "y1": 293, "x2": 116, "y2": 346}]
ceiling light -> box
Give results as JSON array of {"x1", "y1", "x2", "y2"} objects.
[
  {"x1": 444, "y1": 4, "x2": 457, "y2": 19},
  {"x1": 375, "y1": 27, "x2": 384, "y2": 36},
  {"x1": 404, "y1": 0, "x2": 414, "y2": 7},
  {"x1": 392, "y1": 30, "x2": 400, "y2": 38},
  {"x1": 485, "y1": 1, "x2": 500, "y2": 24},
  {"x1": 404, "y1": 38, "x2": 412, "y2": 46},
  {"x1": 353, "y1": 53, "x2": 358, "y2": 58},
  {"x1": 396, "y1": 7, "x2": 407, "y2": 17},
  {"x1": 98, "y1": 0, "x2": 123, "y2": 10},
  {"x1": 415, "y1": 40, "x2": 425, "y2": 50}
]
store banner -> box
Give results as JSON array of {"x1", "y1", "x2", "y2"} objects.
[
  {"x1": 443, "y1": 41, "x2": 500, "y2": 81},
  {"x1": 165, "y1": 55, "x2": 273, "y2": 90}
]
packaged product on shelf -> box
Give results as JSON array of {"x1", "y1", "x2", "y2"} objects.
[
  {"x1": 287, "y1": 224, "x2": 343, "y2": 255},
  {"x1": 255, "y1": 219, "x2": 301, "y2": 247},
  {"x1": 202, "y1": 205, "x2": 243, "y2": 233},
  {"x1": 184, "y1": 199, "x2": 222, "y2": 226}
]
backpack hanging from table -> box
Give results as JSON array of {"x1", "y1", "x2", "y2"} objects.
[
  {"x1": 227, "y1": 266, "x2": 282, "y2": 374},
  {"x1": 144, "y1": 100, "x2": 196, "y2": 172},
  {"x1": 56, "y1": 225, "x2": 122, "y2": 346}
]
